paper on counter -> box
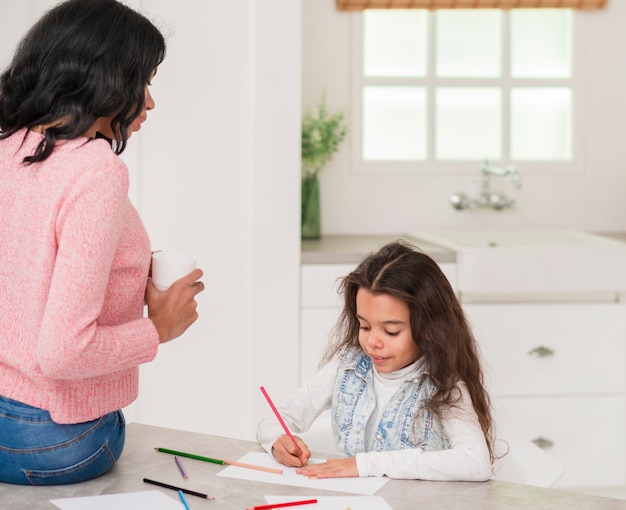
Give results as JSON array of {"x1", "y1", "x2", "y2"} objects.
[
  {"x1": 217, "y1": 451, "x2": 389, "y2": 495},
  {"x1": 265, "y1": 495, "x2": 393, "y2": 510},
  {"x1": 51, "y1": 490, "x2": 182, "y2": 510}
]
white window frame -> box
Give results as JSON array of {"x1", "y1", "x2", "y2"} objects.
[{"x1": 350, "y1": 9, "x2": 586, "y2": 176}]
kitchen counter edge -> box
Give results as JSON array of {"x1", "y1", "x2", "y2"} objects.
[
  {"x1": 302, "y1": 232, "x2": 626, "y2": 265},
  {"x1": 301, "y1": 235, "x2": 455, "y2": 265}
]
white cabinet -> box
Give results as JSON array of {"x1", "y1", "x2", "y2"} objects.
[
  {"x1": 465, "y1": 302, "x2": 626, "y2": 488},
  {"x1": 300, "y1": 264, "x2": 354, "y2": 386},
  {"x1": 500, "y1": 396, "x2": 624, "y2": 488}
]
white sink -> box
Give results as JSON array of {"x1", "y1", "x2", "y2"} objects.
[{"x1": 406, "y1": 229, "x2": 626, "y2": 298}]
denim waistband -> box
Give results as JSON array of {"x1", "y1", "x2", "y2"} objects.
[{"x1": 0, "y1": 395, "x2": 52, "y2": 422}]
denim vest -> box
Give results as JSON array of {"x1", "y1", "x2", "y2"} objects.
[{"x1": 331, "y1": 350, "x2": 450, "y2": 456}]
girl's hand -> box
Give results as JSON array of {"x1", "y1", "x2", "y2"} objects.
[
  {"x1": 297, "y1": 457, "x2": 358, "y2": 478},
  {"x1": 272, "y1": 435, "x2": 311, "y2": 468},
  {"x1": 145, "y1": 268, "x2": 205, "y2": 343}
]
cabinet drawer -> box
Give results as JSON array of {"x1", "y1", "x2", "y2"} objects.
[
  {"x1": 301, "y1": 264, "x2": 355, "y2": 307},
  {"x1": 465, "y1": 303, "x2": 626, "y2": 395},
  {"x1": 500, "y1": 396, "x2": 625, "y2": 488}
]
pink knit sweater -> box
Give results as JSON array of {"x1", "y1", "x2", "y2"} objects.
[{"x1": 0, "y1": 129, "x2": 159, "y2": 424}]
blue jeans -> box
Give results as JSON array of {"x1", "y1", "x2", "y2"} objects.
[{"x1": 0, "y1": 395, "x2": 125, "y2": 485}]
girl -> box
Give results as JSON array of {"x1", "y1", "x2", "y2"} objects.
[
  {"x1": 0, "y1": 0, "x2": 204, "y2": 485},
  {"x1": 257, "y1": 240, "x2": 493, "y2": 480}
]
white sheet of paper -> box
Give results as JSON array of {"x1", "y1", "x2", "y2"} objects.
[
  {"x1": 264, "y1": 495, "x2": 393, "y2": 510},
  {"x1": 51, "y1": 490, "x2": 183, "y2": 510},
  {"x1": 216, "y1": 451, "x2": 389, "y2": 495}
]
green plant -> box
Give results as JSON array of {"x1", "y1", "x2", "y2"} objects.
[{"x1": 301, "y1": 93, "x2": 347, "y2": 178}]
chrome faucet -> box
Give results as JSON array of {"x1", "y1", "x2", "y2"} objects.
[{"x1": 450, "y1": 160, "x2": 521, "y2": 211}]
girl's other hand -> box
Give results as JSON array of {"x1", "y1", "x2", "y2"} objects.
[
  {"x1": 272, "y1": 435, "x2": 311, "y2": 468},
  {"x1": 297, "y1": 457, "x2": 358, "y2": 478},
  {"x1": 145, "y1": 268, "x2": 205, "y2": 343}
]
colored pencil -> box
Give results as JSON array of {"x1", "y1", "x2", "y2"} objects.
[
  {"x1": 142, "y1": 477, "x2": 214, "y2": 500},
  {"x1": 226, "y1": 459, "x2": 283, "y2": 473},
  {"x1": 155, "y1": 447, "x2": 223, "y2": 464},
  {"x1": 178, "y1": 490, "x2": 191, "y2": 510},
  {"x1": 174, "y1": 455, "x2": 188, "y2": 479},
  {"x1": 246, "y1": 499, "x2": 318, "y2": 510},
  {"x1": 155, "y1": 447, "x2": 283, "y2": 474},
  {"x1": 259, "y1": 385, "x2": 300, "y2": 451}
]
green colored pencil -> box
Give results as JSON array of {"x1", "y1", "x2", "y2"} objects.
[
  {"x1": 155, "y1": 447, "x2": 283, "y2": 474},
  {"x1": 155, "y1": 447, "x2": 224, "y2": 465}
]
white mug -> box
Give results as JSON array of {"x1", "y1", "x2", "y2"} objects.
[{"x1": 151, "y1": 251, "x2": 197, "y2": 291}]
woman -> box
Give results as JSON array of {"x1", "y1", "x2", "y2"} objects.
[{"x1": 0, "y1": 0, "x2": 204, "y2": 485}]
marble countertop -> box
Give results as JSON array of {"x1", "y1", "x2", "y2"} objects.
[
  {"x1": 2, "y1": 423, "x2": 623, "y2": 509},
  {"x1": 301, "y1": 235, "x2": 455, "y2": 265},
  {"x1": 302, "y1": 232, "x2": 626, "y2": 265}
]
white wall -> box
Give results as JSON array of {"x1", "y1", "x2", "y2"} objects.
[
  {"x1": 302, "y1": 0, "x2": 626, "y2": 235},
  {"x1": 0, "y1": 0, "x2": 302, "y2": 441},
  {"x1": 133, "y1": 0, "x2": 302, "y2": 441}
]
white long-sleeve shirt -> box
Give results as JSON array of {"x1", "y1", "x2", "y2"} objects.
[{"x1": 257, "y1": 356, "x2": 492, "y2": 481}]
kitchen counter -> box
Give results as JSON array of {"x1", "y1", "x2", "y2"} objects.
[
  {"x1": 302, "y1": 232, "x2": 626, "y2": 265},
  {"x1": 1, "y1": 423, "x2": 624, "y2": 509},
  {"x1": 301, "y1": 235, "x2": 455, "y2": 264}
]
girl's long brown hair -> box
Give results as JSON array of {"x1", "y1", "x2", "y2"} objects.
[{"x1": 323, "y1": 240, "x2": 495, "y2": 462}]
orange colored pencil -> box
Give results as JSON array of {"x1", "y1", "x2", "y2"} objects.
[{"x1": 224, "y1": 459, "x2": 283, "y2": 474}]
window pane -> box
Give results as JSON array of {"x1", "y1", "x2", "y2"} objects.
[
  {"x1": 363, "y1": 86, "x2": 427, "y2": 161},
  {"x1": 511, "y1": 88, "x2": 572, "y2": 160},
  {"x1": 436, "y1": 88, "x2": 501, "y2": 160},
  {"x1": 436, "y1": 10, "x2": 501, "y2": 78},
  {"x1": 511, "y1": 9, "x2": 572, "y2": 78},
  {"x1": 363, "y1": 10, "x2": 427, "y2": 78}
]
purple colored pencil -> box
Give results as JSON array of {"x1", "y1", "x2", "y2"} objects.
[{"x1": 175, "y1": 455, "x2": 188, "y2": 479}]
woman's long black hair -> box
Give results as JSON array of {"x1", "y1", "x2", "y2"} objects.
[{"x1": 0, "y1": 0, "x2": 166, "y2": 163}]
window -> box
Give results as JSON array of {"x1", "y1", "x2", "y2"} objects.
[{"x1": 351, "y1": 9, "x2": 580, "y2": 175}]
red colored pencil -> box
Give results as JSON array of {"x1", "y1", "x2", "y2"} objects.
[
  {"x1": 260, "y1": 385, "x2": 300, "y2": 451},
  {"x1": 247, "y1": 498, "x2": 318, "y2": 510}
]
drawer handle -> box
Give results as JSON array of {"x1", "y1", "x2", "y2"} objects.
[
  {"x1": 532, "y1": 437, "x2": 555, "y2": 450},
  {"x1": 528, "y1": 346, "x2": 555, "y2": 358}
]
